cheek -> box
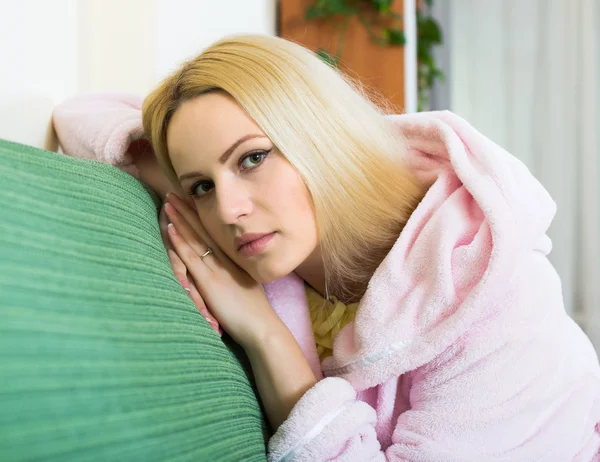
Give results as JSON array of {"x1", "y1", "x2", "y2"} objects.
[
  {"x1": 269, "y1": 168, "x2": 317, "y2": 238},
  {"x1": 195, "y1": 213, "x2": 227, "y2": 251}
]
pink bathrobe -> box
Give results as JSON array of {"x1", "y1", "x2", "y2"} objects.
[{"x1": 53, "y1": 94, "x2": 600, "y2": 461}]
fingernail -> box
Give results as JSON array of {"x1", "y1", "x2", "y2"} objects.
[
  {"x1": 167, "y1": 223, "x2": 177, "y2": 235},
  {"x1": 197, "y1": 304, "x2": 210, "y2": 318},
  {"x1": 209, "y1": 320, "x2": 220, "y2": 333}
]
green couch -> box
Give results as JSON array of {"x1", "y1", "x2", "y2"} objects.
[{"x1": 0, "y1": 139, "x2": 270, "y2": 460}]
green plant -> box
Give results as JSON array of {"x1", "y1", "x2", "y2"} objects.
[
  {"x1": 305, "y1": 0, "x2": 443, "y2": 110},
  {"x1": 416, "y1": 0, "x2": 443, "y2": 110}
]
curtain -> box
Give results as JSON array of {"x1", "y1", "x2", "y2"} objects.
[{"x1": 430, "y1": 0, "x2": 599, "y2": 351}]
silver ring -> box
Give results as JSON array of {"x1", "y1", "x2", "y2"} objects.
[{"x1": 200, "y1": 247, "x2": 214, "y2": 260}]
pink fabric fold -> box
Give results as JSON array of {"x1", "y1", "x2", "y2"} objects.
[
  {"x1": 52, "y1": 92, "x2": 146, "y2": 178},
  {"x1": 263, "y1": 273, "x2": 323, "y2": 381}
]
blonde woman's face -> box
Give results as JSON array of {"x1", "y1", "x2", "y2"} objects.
[{"x1": 166, "y1": 92, "x2": 319, "y2": 283}]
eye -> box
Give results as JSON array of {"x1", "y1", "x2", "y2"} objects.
[
  {"x1": 187, "y1": 149, "x2": 271, "y2": 199},
  {"x1": 240, "y1": 150, "x2": 270, "y2": 171},
  {"x1": 189, "y1": 181, "x2": 213, "y2": 198}
]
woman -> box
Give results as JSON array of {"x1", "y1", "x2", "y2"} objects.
[{"x1": 53, "y1": 34, "x2": 600, "y2": 461}]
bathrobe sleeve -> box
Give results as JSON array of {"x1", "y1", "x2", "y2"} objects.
[
  {"x1": 268, "y1": 327, "x2": 600, "y2": 462},
  {"x1": 52, "y1": 91, "x2": 146, "y2": 179}
]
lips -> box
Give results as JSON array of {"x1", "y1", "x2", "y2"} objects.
[
  {"x1": 234, "y1": 232, "x2": 273, "y2": 250},
  {"x1": 237, "y1": 232, "x2": 276, "y2": 257}
]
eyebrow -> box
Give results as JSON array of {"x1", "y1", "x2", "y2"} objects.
[{"x1": 178, "y1": 134, "x2": 267, "y2": 181}]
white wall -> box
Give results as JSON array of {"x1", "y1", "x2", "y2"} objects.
[
  {"x1": 154, "y1": 0, "x2": 276, "y2": 82},
  {"x1": 0, "y1": 0, "x2": 275, "y2": 149},
  {"x1": 0, "y1": 0, "x2": 78, "y2": 149},
  {"x1": 78, "y1": 0, "x2": 277, "y2": 94},
  {"x1": 77, "y1": 0, "x2": 155, "y2": 95}
]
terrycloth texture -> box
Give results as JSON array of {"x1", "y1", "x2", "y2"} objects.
[
  {"x1": 52, "y1": 92, "x2": 146, "y2": 178},
  {"x1": 51, "y1": 93, "x2": 600, "y2": 460},
  {"x1": 0, "y1": 139, "x2": 268, "y2": 461},
  {"x1": 306, "y1": 284, "x2": 358, "y2": 361},
  {"x1": 265, "y1": 111, "x2": 600, "y2": 461},
  {"x1": 263, "y1": 276, "x2": 323, "y2": 381}
]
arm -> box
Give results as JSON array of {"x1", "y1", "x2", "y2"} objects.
[
  {"x1": 52, "y1": 91, "x2": 189, "y2": 202},
  {"x1": 52, "y1": 91, "x2": 184, "y2": 199},
  {"x1": 266, "y1": 328, "x2": 599, "y2": 461},
  {"x1": 245, "y1": 324, "x2": 318, "y2": 431}
]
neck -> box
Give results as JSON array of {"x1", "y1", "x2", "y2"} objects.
[
  {"x1": 294, "y1": 245, "x2": 327, "y2": 298},
  {"x1": 294, "y1": 245, "x2": 364, "y2": 304}
]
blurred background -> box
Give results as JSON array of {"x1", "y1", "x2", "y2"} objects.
[{"x1": 0, "y1": 0, "x2": 598, "y2": 352}]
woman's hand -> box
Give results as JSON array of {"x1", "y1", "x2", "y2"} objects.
[
  {"x1": 164, "y1": 195, "x2": 317, "y2": 431},
  {"x1": 127, "y1": 141, "x2": 223, "y2": 331},
  {"x1": 163, "y1": 193, "x2": 285, "y2": 349},
  {"x1": 158, "y1": 205, "x2": 222, "y2": 336},
  {"x1": 129, "y1": 139, "x2": 184, "y2": 199}
]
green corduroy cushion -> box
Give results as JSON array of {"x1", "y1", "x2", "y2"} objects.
[{"x1": 0, "y1": 139, "x2": 269, "y2": 461}]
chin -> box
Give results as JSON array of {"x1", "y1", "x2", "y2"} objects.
[{"x1": 247, "y1": 255, "x2": 300, "y2": 285}]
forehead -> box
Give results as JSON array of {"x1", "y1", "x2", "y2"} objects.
[{"x1": 166, "y1": 92, "x2": 263, "y2": 166}]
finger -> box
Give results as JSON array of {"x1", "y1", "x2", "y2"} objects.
[
  {"x1": 165, "y1": 193, "x2": 223, "y2": 259},
  {"x1": 170, "y1": 248, "x2": 221, "y2": 336},
  {"x1": 166, "y1": 221, "x2": 212, "y2": 284},
  {"x1": 188, "y1": 278, "x2": 222, "y2": 336},
  {"x1": 159, "y1": 205, "x2": 174, "y2": 251},
  {"x1": 164, "y1": 203, "x2": 216, "y2": 270},
  {"x1": 167, "y1": 249, "x2": 190, "y2": 292}
]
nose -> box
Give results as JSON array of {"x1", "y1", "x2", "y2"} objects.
[{"x1": 215, "y1": 180, "x2": 253, "y2": 224}]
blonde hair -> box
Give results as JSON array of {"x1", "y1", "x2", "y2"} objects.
[{"x1": 142, "y1": 34, "x2": 424, "y2": 303}]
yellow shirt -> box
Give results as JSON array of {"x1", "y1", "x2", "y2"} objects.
[{"x1": 305, "y1": 284, "x2": 359, "y2": 361}]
